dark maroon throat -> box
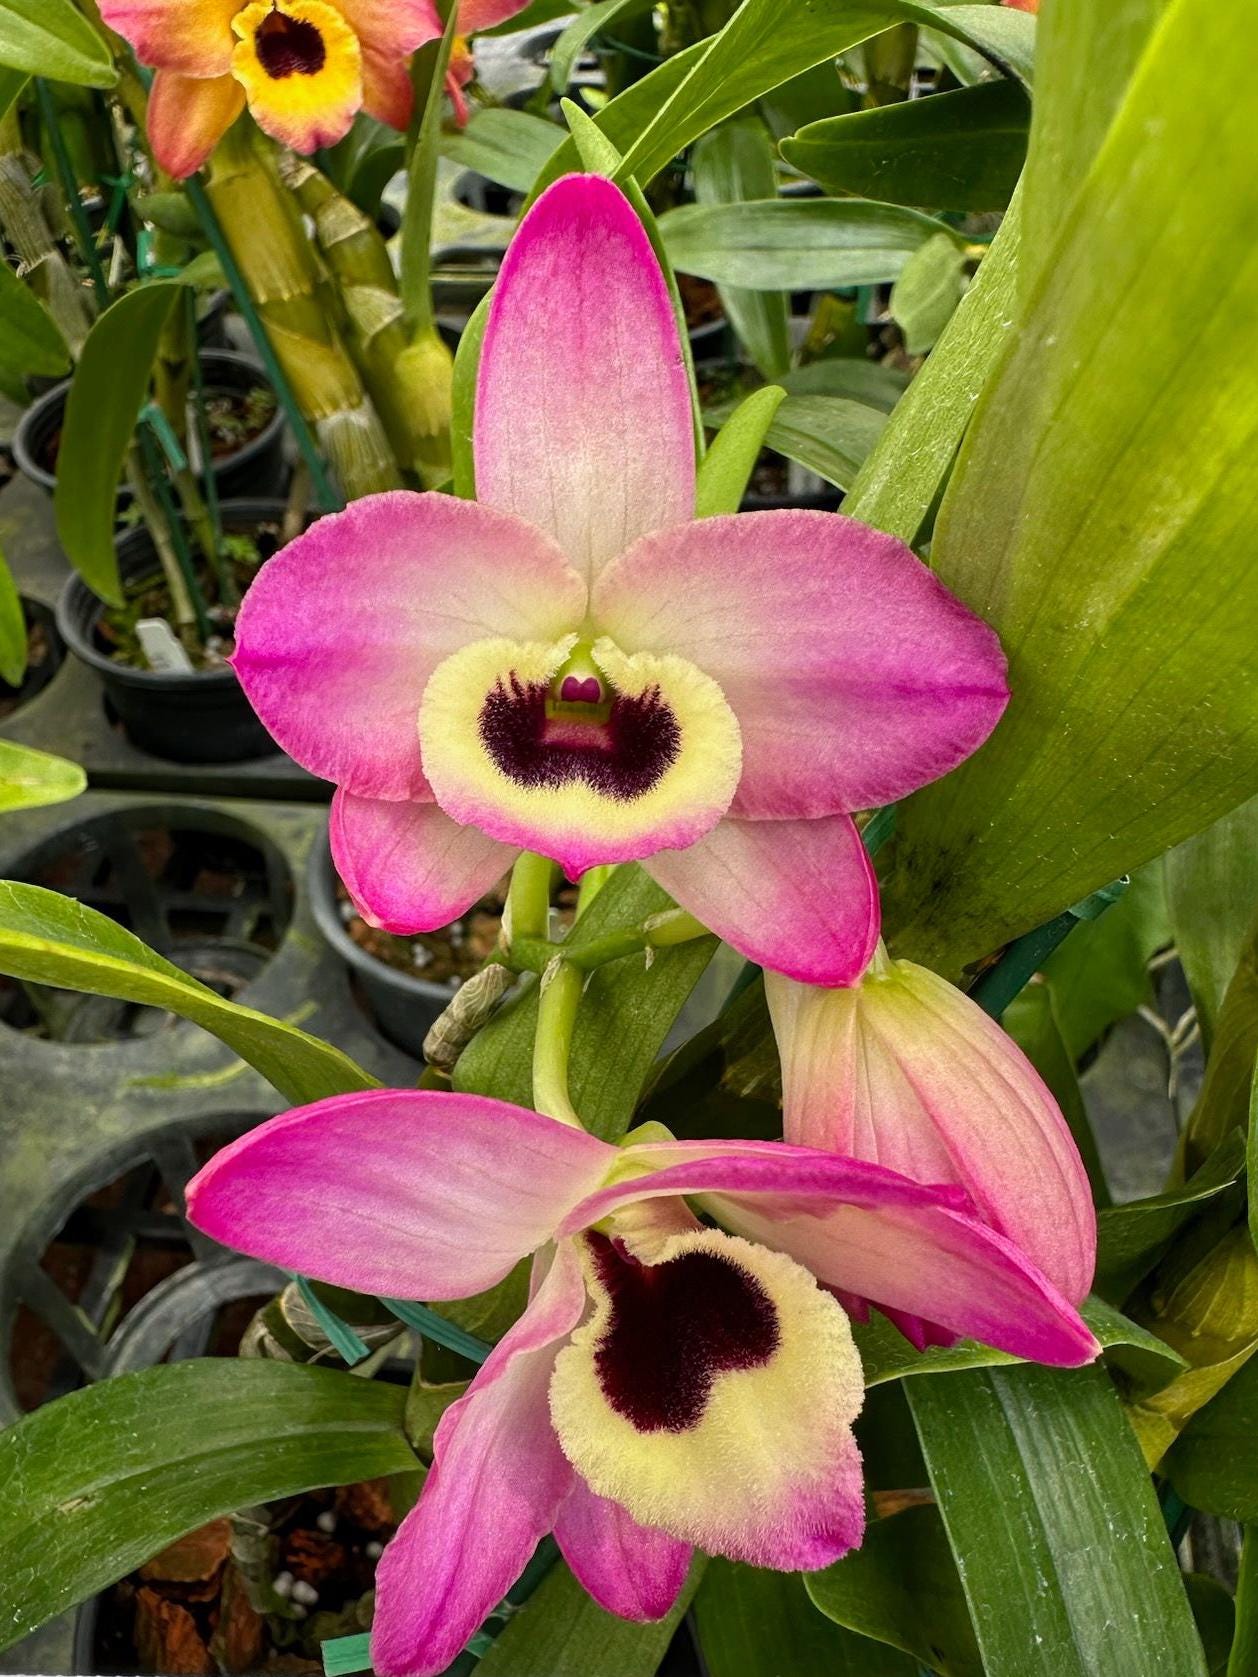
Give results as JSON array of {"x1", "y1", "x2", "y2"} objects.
[
  {"x1": 478, "y1": 674, "x2": 681, "y2": 801},
  {"x1": 587, "y1": 1232, "x2": 780, "y2": 1432},
  {"x1": 256, "y1": 12, "x2": 327, "y2": 78}
]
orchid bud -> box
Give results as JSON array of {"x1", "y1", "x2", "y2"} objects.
[{"x1": 765, "y1": 951, "x2": 1096, "y2": 1304}]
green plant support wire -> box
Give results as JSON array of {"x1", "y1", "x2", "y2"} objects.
[
  {"x1": 137, "y1": 419, "x2": 213, "y2": 641},
  {"x1": 966, "y1": 875, "x2": 1130, "y2": 1021},
  {"x1": 185, "y1": 288, "x2": 228, "y2": 579},
  {"x1": 33, "y1": 79, "x2": 110, "y2": 308}
]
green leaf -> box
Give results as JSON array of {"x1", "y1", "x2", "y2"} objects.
[
  {"x1": 1228, "y1": 1529, "x2": 1256, "y2": 1677},
  {"x1": 0, "y1": 0, "x2": 116, "y2": 88},
  {"x1": 441, "y1": 107, "x2": 566, "y2": 195},
  {"x1": 1186, "y1": 1573, "x2": 1236, "y2": 1677},
  {"x1": 1021, "y1": 0, "x2": 1168, "y2": 303},
  {"x1": 0, "y1": 1360, "x2": 417, "y2": 1652},
  {"x1": 1003, "y1": 983, "x2": 1110, "y2": 1208},
  {"x1": 880, "y1": 0, "x2": 1258, "y2": 976},
  {"x1": 53, "y1": 281, "x2": 182, "y2": 605},
  {"x1": 475, "y1": 1554, "x2": 703, "y2": 1675},
  {"x1": 692, "y1": 119, "x2": 790, "y2": 379},
  {"x1": 751, "y1": 393, "x2": 887, "y2": 490},
  {"x1": 549, "y1": 0, "x2": 654, "y2": 93},
  {"x1": 0, "y1": 547, "x2": 25, "y2": 688},
  {"x1": 0, "y1": 880, "x2": 378, "y2": 1105},
  {"x1": 1181, "y1": 929, "x2": 1258, "y2": 1175},
  {"x1": 451, "y1": 291, "x2": 490, "y2": 501},
  {"x1": 454, "y1": 865, "x2": 715, "y2": 1142},
  {"x1": 696, "y1": 1559, "x2": 917, "y2": 1675},
  {"x1": 890, "y1": 231, "x2": 968, "y2": 354},
  {"x1": 1095, "y1": 1132, "x2": 1246, "y2": 1304},
  {"x1": 784, "y1": 78, "x2": 1030, "y2": 212},
  {"x1": 780, "y1": 356, "x2": 908, "y2": 412},
  {"x1": 1166, "y1": 796, "x2": 1258, "y2": 1049},
  {"x1": 563, "y1": 97, "x2": 623, "y2": 175},
  {"x1": 1166, "y1": 1354, "x2": 1258, "y2": 1519},
  {"x1": 0, "y1": 64, "x2": 25, "y2": 118},
  {"x1": 844, "y1": 181, "x2": 1021, "y2": 543},
  {"x1": 1039, "y1": 862, "x2": 1170, "y2": 1061},
  {"x1": 921, "y1": 4, "x2": 1037, "y2": 86},
  {"x1": 808, "y1": 1504, "x2": 982, "y2": 1675},
  {"x1": 908, "y1": 1363, "x2": 1208, "y2": 1677},
  {"x1": 696, "y1": 385, "x2": 787, "y2": 516},
  {"x1": 854, "y1": 1295, "x2": 1186, "y2": 1395},
  {"x1": 659, "y1": 197, "x2": 962, "y2": 291},
  {"x1": 0, "y1": 257, "x2": 70, "y2": 379},
  {"x1": 0, "y1": 741, "x2": 86, "y2": 814},
  {"x1": 606, "y1": 0, "x2": 1033, "y2": 193}
]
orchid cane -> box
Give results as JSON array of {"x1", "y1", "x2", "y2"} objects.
[
  {"x1": 227, "y1": 173, "x2": 1010, "y2": 984},
  {"x1": 186, "y1": 1091, "x2": 1098, "y2": 1676}
]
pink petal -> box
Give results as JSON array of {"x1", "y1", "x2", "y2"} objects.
[
  {"x1": 331, "y1": 789, "x2": 517, "y2": 934},
  {"x1": 644, "y1": 814, "x2": 879, "y2": 986},
  {"x1": 147, "y1": 71, "x2": 244, "y2": 179},
  {"x1": 592, "y1": 511, "x2": 1010, "y2": 819},
  {"x1": 361, "y1": 46, "x2": 415, "y2": 129},
  {"x1": 331, "y1": 0, "x2": 444, "y2": 54},
  {"x1": 186, "y1": 1091, "x2": 616, "y2": 1298},
  {"x1": 99, "y1": 0, "x2": 239, "y2": 75},
  {"x1": 560, "y1": 1143, "x2": 1099, "y2": 1368},
  {"x1": 474, "y1": 175, "x2": 695, "y2": 583},
  {"x1": 767, "y1": 962, "x2": 1097, "y2": 1303},
  {"x1": 460, "y1": 0, "x2": 533, "y2": 27},
  {"x1": 231, "y1": 492, "x2": 585, "y2": 800},
  {"x1": 554, "y1": 1485, "x2": 691, "y2": 1621},
  {"x1": 373, "y1": 1244, "x2": 585, "y2": 1677}
]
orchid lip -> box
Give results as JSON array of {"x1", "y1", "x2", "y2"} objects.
[{"x1": 255, "y1": 10, "x2": 327, "y2": 78}]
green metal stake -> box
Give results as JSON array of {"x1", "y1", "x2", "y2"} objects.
[
  {"x1": 137, "y1": 420, "x2": 213, "y2": 643},
  {"x1": 33, "y1": 79, "x2": 111, "y2": 309}
]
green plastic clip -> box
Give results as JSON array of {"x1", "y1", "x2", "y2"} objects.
[
  {"x1": 381, "y1": 1298, "x2": 491, "y2": 1365},
  {"x1": 293, "y1": 1275, "x2": 371, "y2": 1366}
]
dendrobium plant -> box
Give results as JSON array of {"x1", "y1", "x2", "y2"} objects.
[
  {"x1": 766, "y1": 948, "x2": 1098, "y2": 1335},
  {"x1": 230, "y1": 174, "x2": 1011, "y2": 984},
  {"x1": 186, "y1": 1090, "x2": 1098, "y2": 1676},
  {"x1": 100, "y1": 0, "x2": 527, "y2": 177}
]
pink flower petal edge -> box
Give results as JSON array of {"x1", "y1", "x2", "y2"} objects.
[
  {"x1": 474, "y1": 174, "x2": 695, "y2": 583},
  {"x1": 554, "y1": 1483, "x2": 691, "y2": 1621},
  {"x1": 644, "y1": 814, "x2": 880, "y2": 987},
  {"x1": 593, "y1": 510, "x2": 1010, "y2": 820}
]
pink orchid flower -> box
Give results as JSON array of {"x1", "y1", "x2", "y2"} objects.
[
  {"x1": 766, "y1": 950, "x2": 1097, "y2": 1345},
  {"x1": 230, "y1": 174, "x2": 1010, "y2": 985},
  {"x1": 100, "y1": 0, "x2": 527, "y2": 178},
  {"x1": 187, "y1": 1090, "x2": 1098, "y2": 1675}
]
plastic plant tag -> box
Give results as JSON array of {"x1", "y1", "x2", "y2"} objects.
[{"x1": 136, "y1": 619, "x2": 194, "y2": 674}]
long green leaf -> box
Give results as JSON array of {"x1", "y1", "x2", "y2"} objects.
[
  {"x1": 0, "y1": 257, "x2": 70, "y2": 378},
  {"x1": 783, "y1": 78, "x2": 1029, "y2": 211},
  {"x1": 1166, "y1": 796, "x2": 1258, "y2": 1049},
  {"x1": 53, "y1": 281, "x2": 182, "y2": 605},
  {"x1": 889, "y1": 232, "x2": 967, "y2": 354},
  {"x1": 660, "y1": 197, "x2": 961, "y2": 290},
  {"x1": 908, "y1": 1364, "x2": 1208, "y2": 1677},
  {"x1": 881, "y1": 0, "x2": 1258, "y2": 974},
  {"x1": 1180, "y1": 926, "x2": 1258, "y2": 1174},
  {"x1": 0, "y1": 881, "x2": 377, "y2": 1104},
  {"x1": 0, "y1": 547, "x2": 24, "y2": 688},
  {"x1": 1039, "y1": 862, "x2": 1169, "y2": 1061},
  {"x1": 0, "y1": 741, "x2": 86, "y2": 814},
  {"x1": 780, "y1": 356, "x2": 908, "y2": 412},
  {"x1": 454, "y1": 865, "x2": 715, "y2": 1142},
  {"x1": 696, "y1": 1560, "x2": 917, "y2": 1675},
  {"x1": 549, "y1": 0, "x2": 654, "y2": 93},
  {"x1": 475, "y1": 1554, "x2": 703, "y2": 1675},
  {"x1": 692, "y1": 119, "x2": 790, "y2": 379},
  {"x1": 0, "y1": 0, "x2": 115, "y2": 87},
  {"x1": 1003, "y1": 983, "x2": 1110, "y2": 1208},
  {"x1": 1230, "y1": 1528, "x2": 1257, "y2": 1676},
  {"x1": 0, "y1": 1360, "x2": 416, "y2": 1652},
  {"x1": 843, "y1": 183, "x2": 1022, "y2": 543},
  {"x1": 696, "y1": 385, "x2": 787, "y2": 517},
  {"x1": 441, "y1": 107, "x2": 566, "y2": 195},
  {"x1": 755, "y1": 394, "x2": 887, "y2": 490},
  {"x1": 1166, "y1": 1354, "x2": 1258, "y2": 1519},
  {"x1": 808, "y1": 1505, "x2": 982, "y2": 1675}
]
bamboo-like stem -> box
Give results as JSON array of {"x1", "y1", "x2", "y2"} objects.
[
  {"x1": 204, "y1": 124, "x2": 402, "y2": 500},
  {"x1": 280, "y1": 153, "x2": 453, "y2": 487},
  {"x1": 33, "y1": 79, "x2": 110, "y2": 307},
  {"x1": 0, "y1": 150, "x2": 94, "y2": 357}
]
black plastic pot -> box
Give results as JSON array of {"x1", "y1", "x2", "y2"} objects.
[
  {"x1": 55, "y1": 499, "x2": 284, "y2": 765},
  {"x1": 0, "y1": 597, "x2": 65, "y2": 720},
  {"x1": 13, "y1": 350, "x2": 288, "y2": 506},
  {"x1": 308, "y1": 831, "x2": 452, "y2": 1058}
]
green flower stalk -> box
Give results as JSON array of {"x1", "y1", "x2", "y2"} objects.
[
  {"x1": 279, "y1": 152, "x2": 453, "y2": 487},
  {"x1": 205, "y1": 124, "x2": 401, "y2": 499}
]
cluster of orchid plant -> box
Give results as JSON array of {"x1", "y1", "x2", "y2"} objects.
[{"x1": 169, "y1": 174, "x2": 1101, "y2": 1676}]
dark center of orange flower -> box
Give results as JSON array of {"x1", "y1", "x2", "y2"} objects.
[
  {"x1": 478, "y1": 673, "x2": 680, "y2": 801},
  {"x1": 587, "y1": 1232, "x2": 780, "y2": 1432},
  {"x1": 256, "y1": 10, "x2": 327, "y2": 78}
]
